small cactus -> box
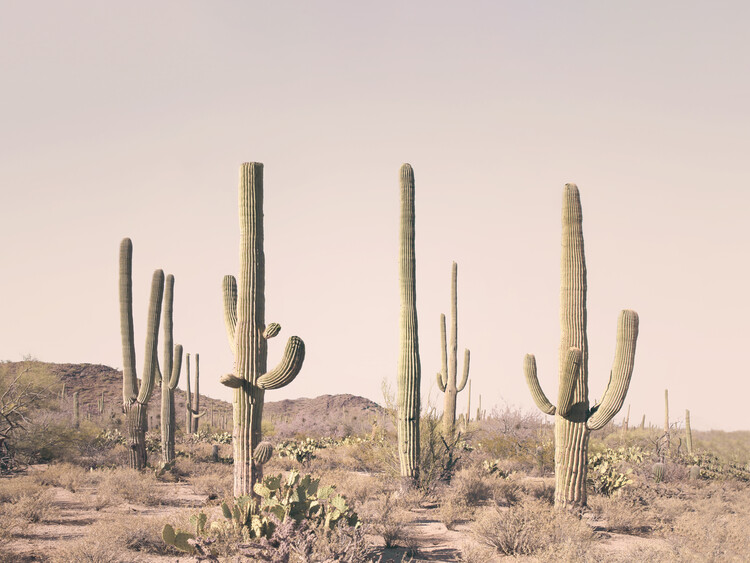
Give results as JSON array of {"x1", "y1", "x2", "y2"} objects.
[
  {"x1": 688, "y1": 465, "x2": 701, "y2": 480},
  {"x1": 653, "y1": 463, "x2": 666, "y2": 483},
  {"x1": 685, "y1": 409, "x2": 693, "y2": 456}
]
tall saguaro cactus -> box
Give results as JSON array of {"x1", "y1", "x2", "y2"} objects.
[
  {"x1": 221, "y1": 162, "x2": 306, "y2": 497},
  {"x1": 119, "y1": 237, "x2": 164, "y2": 470},
  {"x1": 160, "y1": 274, "x2": 183, "y2": 464},
  {"x1": 685, "y1": 409, "x2": 693, "y2": 455},
  {"x1": 397, "y1": 163, "x2": 421, "y2": 482},
  {"x1": 524, "y1": 184, "x2": 639, "y2": 508},
  {"x1": 192, "y1": 354, "x2": 201, "y2": 432},
  {"x1": 437, "y1": 262, "x2": 471, "y2": 437}
]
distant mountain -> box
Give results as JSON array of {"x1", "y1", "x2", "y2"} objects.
[{"x1": 7, "y1": 361, "x2": 387, "y2": 439}]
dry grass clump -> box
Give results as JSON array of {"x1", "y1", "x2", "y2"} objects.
[
  {"x1": 47, "y1": 538, "x2": 126, "y2": 563},
  {"x1": 96, "y1": 467, "x2": 162, "y2": 506},
  {"x1": 49, "y1": 511, "x2": 190, "y2": 562},
  {"x1": 189, "y1": 471, "x2": 233, "y2": 501},
  {"x1": 471, "y1": 498, "x2": 593, "y2": 557},
  {"x1": 33, "y1": 462, "x2": 90, "y2": 492},
  {"x1": 588, "y1": 493, "x2": 656, "y2": 535},
  {"x1": 319, "y1": 468, "x2": 379, "y2": 509}
]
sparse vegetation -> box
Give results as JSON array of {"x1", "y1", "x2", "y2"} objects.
[{"x1": 0, "y1": 359, "x2": 747, "y2": 561}]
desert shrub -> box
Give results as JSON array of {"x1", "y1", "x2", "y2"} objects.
[
  {"x1": 48, "y1": 538, "x2": 127, "y2": 563},
  {"x1": 515, "y1": 477, "x2": 554, "y2": 504},
  {"x1": 10, "y1": 487, "x2": 57, "y2": 523},
  {"x1": 489, "y1": 477, "x2": 523, "y2": 506},
  {"x1": 34, "y1": 462, "x2": 89, "y2": 492},
  {"x1": 459, "y1": 542, "x2": 497, "y2": 563},
  {"x1": 360, "y1": 491, "x2": 412, "y2": 549},
  {"x1": 450, "y1": 466, "x2": 494, "y2": 506},
  {"x1": 471, "y1": 498, "x2": 593, "y2": 556},
  {"x1": 189, "y1": 471, "x2": 233, "y2": 501},
  {"x1": 473, "y1": 407, "x2": 550, "y2": 471},
  {"x1": 439, "y1": 494, "x2": 469, "y2": 530}
]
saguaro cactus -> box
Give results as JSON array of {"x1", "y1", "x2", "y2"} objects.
[
  {"x1": 160, "y1": 274, "x2": 183, "y2": 464},
  {"x1": 436, "y1": 262, "x2": 470, "y2": 438},
  {"x1": 192, "y1": 354, "x2": 201, "y2": 432},
  {"x1": 397, "y1": 163, "x2": 421, "y2": 482},
  {"x1": 221, "y1": 162, "x2": 306, "y2": 497},
  {"x1": 119, "y1": 237, "x2": 164, "y2": 470},
  {"x1": 73, "y1": 391, "x2": 80, "y2": 428},
  {"x1": 685, "y1": 409, "x2": 693, "y2": 455},
  {"x1": 524, "y1": 184, "x2": 639, "y2": 508}
]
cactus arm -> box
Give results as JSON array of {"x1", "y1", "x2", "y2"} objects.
[
  {"x1": 223, "y1": 275, "x2": 238, "y2": 354},
  {"x1": 119, "y1": 238, "x2": 138, "y2": 403},
  {"x1": 557, "y1": 347, "x2": 583, "y2": 417},
  {"x1": 161, "y1": 274, "x2": 174, "y2": 384},
  {"x1": 220, "y1": 373, "x2": 245, "y2": 388},
  {"x1": 436, "y1": 372, "x2": 446, "y2": 392},
  {"x1": 524, "y1": 354, "x2": 556, "y2": 415},
  {"x1": 136, "y1": 269, "x2": 164, "y2": 404},
  {"x1": 263, "y1": 323, "x2": 281, "y2": 339},
  {"x1": 586, "y1": 310, "x2": 639, "y2": 431},
  {"x1": 256, "y1": 336, "x2": 305, "y2": 390},
  {"x1": 456, "y1": 349, "x2": 470, "y2": 392},
  {"x1": 439, "y1": 313, "x2": 447, "y2": 390},
  {"x1": 168, "y1": 345, "x2": 183, "y2": 390}
]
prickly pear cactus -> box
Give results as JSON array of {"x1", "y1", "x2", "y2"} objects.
[
  {"x1": 436, "y1": 262, "x2": 470, "y2": 438},
  {"x1": 524, "y1": 185, "x2": 639, "y2": 508},
  {"x1": 397, "y1": 163, "x2": 421, "y2": 482},
  {"x1": 221, "y1": 163, "x2": 305, "y2": 497}
]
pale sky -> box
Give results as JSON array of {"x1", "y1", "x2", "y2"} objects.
[{"x1": 2, "y1": 1, "x2": 749, "y2": 431}]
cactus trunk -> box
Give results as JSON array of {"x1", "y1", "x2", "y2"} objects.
[
  {"x1": 397, "y1": 164, "x2": 421, "y2": 482},
  {"x1": 222, "y1": 163, "x2": 305, "y2": 498},
  {"x1": 685, "y1": 409, "x2": 693, "y2": 455},
  {"x1": 119, "y1": 238, "x2": 164, "y2": 470},
  {"x1": 524, "y1": 185, "x2": 638, "y2": 508}
]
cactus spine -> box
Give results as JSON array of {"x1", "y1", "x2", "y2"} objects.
[
  {"x1": 221, "y1": 162, "x2": 306, "y2": 497},
  {"x1": 524, "y1": 184, "x2": 639, "y2": 508},
  {"x1": 119, "y1": 237, "x2": 164, "y2": 470},
  {"x1": 436, "y1": 262, "x2": 470, "y2": 438},
  {"x1": 160, "y1": 274, "x2": 183, "y2": 464},
  {"x1": 397, "y1": 163, "x2": 421, "y2": 482},
  {"x1": 685, "y1": 409, "x2": 693, "y2": 455}
]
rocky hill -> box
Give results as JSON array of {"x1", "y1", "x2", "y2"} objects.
[{"x1": 6, "y1": 361, "x2": 386, "y2": 439}]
